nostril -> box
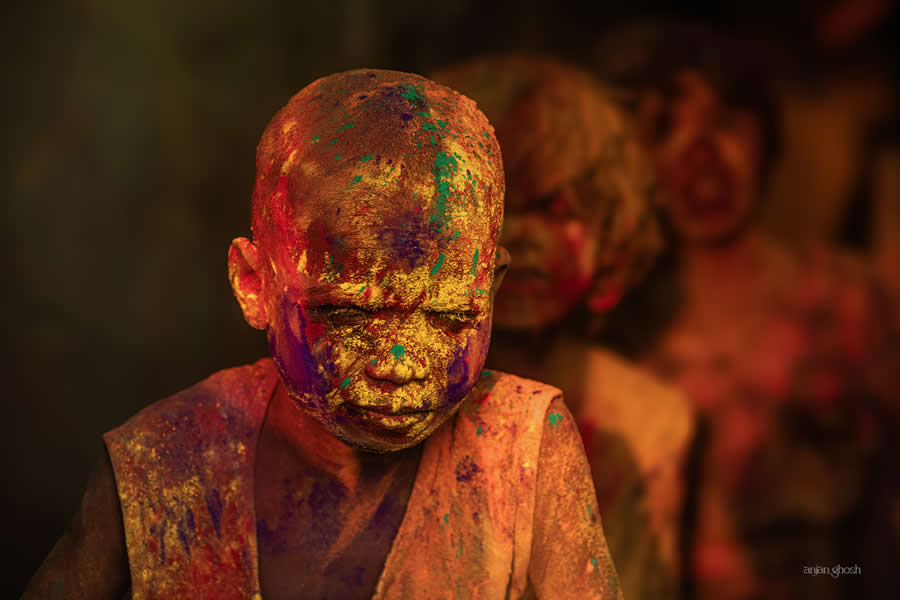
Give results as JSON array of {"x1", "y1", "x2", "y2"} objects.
[
  {"x1": 366, "y1": 359, "x2": 413, "y2": 385},
  {"x1": 364, "y1": 374, "x2": 404, "y2": 393},
  {"x1": 365, "y1": 354, "x2": 429, "y2": 384}
]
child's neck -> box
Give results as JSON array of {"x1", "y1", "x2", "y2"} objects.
[
  {"x1": 679, "y1": 228, "x2": 774, "y2": 313},
  {"x1": 263, "y1": 383, "x2": 417, "y2": 495}
]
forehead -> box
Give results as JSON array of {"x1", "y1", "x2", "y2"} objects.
[
  {"x1": 269, "y1": 158, "x2": 497, "y2": 311},
  {"x1": 283, "y1": 194, "x2": 493, "y2": 308},
  {"x1": 255, "y1": 70, "x2": 504, "y2": 292}
]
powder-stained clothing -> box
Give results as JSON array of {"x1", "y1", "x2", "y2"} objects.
[
  {"x1": 576, "y1": 348, "x2": 694, "y2": 600},
  {"x1": 104, "y1": 358, "x2": 620, "y2": 599}
]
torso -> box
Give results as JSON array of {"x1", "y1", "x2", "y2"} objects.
[
  {"x1": 644, "y1": 243, "x2": 884, "y2": 598},
  {"x1": 104, "y1": 362, "x2": 571, "y2": 599},
  {"x1": 254, "y1": 395, "x2": 422, "y2": 600}
]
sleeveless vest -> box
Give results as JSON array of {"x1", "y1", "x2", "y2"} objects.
[{"x1": 104, "y1": 359, "x2": 559, "y2": 599}]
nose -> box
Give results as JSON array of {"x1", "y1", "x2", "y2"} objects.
[
  {"x1": 365, "y1": 342, "x2": 429, "y2": 385},
  {"x1": 684, "y1": 136, "x2": 717, "y2": 170}
]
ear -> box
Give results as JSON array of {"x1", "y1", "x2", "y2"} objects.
[
  {"x1": 228, "y1": 237, "x2": 267, "y2": 330},
  {"x1": 490, "y1": 246, "x2": 511, "y2": 301}
]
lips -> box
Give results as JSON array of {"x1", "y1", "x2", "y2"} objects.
[
  {"x1": 345, "y1": 404, "x2": 431, "y2": 430},
  {"x1": 348, "y1": 402, "x2": 427, "y2": 416},
  {"x1": 672, "y1": 141, "x2": 737, "y2": 216}
]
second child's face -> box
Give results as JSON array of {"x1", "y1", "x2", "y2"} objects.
[
  {"x1": 260, "y1": 176, "x2": 499, "y2": 453},
  {"x1": 639, "y1": 70, "x2": 763, "y2": 245},
  {"x1": 493, "y1": 178, "x2": 598, "y2": 332}
]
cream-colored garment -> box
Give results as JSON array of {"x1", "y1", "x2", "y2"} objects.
[{"x1": 578, "y1": 347, "x2": 694, "y2": 575}]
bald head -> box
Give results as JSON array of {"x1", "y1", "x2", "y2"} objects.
[{"x1": 250, "y1": 69, "x2": 505, "y2": 262}]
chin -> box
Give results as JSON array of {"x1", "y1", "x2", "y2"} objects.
[
  {"x1": 331, "y1": 412, "x2": 448, "y2": 453},
  {"x1": 342, "y1": 435, "x2": 426, "y2": 454}
]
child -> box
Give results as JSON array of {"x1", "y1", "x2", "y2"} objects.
[
  {"x1": 596, "y1": 24, "x2": 900, "y2": 600},
  {"x1": 24, "y1": 70, "x2": 621, "y2": 600},
  {"x1": 433, "y1": 56, "x2": 692, "y2": 600}
]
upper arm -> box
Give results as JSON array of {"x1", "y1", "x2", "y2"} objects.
[
  {"x1": 528, "y1": 397, "x2": 624, "y2": 600},
  {"x1": 21, "y1": 448, "x2": 130, "y2": 600}
]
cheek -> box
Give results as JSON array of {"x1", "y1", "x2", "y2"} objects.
[
  {"x1": 266, "y1": 298, "x2": 333, "y2": 399},
  {"x1": 443, "y1": 319, "x2": 491, "y2": 404},
  {"x1": 546, "y1": 221, "x2": 596, "y2": 295},
  {"x1": 717, "y1": 133, "x2": 758, "y2": 197}
]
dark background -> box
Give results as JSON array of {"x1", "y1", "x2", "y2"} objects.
[{"x1": 4, "y1": 0, "x2": 896, "y2": 595}]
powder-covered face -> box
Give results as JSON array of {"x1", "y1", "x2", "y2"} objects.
[
  {"x1": 231, "y1": 70, "x2": 504, "y2": 453},
  {"x1": 492, "y1": 131, "x2": 653, "y2": 333},
  {"x1": 494, "y1": 172, "x2": 600, "y2": 332},
  {"x1": 639, "y1": 70, "x2": 762, "y2": 245},
  {"x1": 263, "y1": 184, "x2": 497, "y2": 453}
]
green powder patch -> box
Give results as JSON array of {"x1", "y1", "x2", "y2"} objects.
[
  {"x1": 430, "y1": 253, "x2": 446, "y2": 276},
  {"x1": 390, "y1": 344, "x2": 405, "y2": 361},
  {"x1": 400, "y1": 83, "x2": 426, "y2": 105},
  {"x1": 431, "y1": 152, "x2": 458, "y2": 232}
]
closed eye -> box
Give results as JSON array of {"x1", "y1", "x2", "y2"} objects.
[
  {"x1": 426, "y1": 310, "x2": 480, "y2": 333},
  {"x1": 310, "y1": 304, "x2": 371, "y2": 328}
]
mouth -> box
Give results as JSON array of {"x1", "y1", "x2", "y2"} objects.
[{"x1": 344, "y1": 403, "x2": 432, "y2": 430}]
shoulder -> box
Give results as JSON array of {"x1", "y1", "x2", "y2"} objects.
[
  {"x1": 460, "y1": 369, "x2": 562, "y2": 435},
  {"x1": 790, "y1": 245, "x2": 894, "y2": 347},
  {"x1": 103, "y1": 357, "x2": 279, "y2": 474},
  {"x1": 134, "y1": 357, "x2": 277, "y2": 422},
  {"x1": 789, "y1": 244, "x2": 882, "y2": 307},
  {"x1": 472, "y1": 369, "x2": 563, "y2": 406},
  {"x1": 580, "y1": 348, "x2": 694, "y2": 472},
  {"x1": 583, "y1": 347, "x2": 688, "y2": 413},
  {"x1": 438, "y1": 369, "x2": 565, "y2": 483}
]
